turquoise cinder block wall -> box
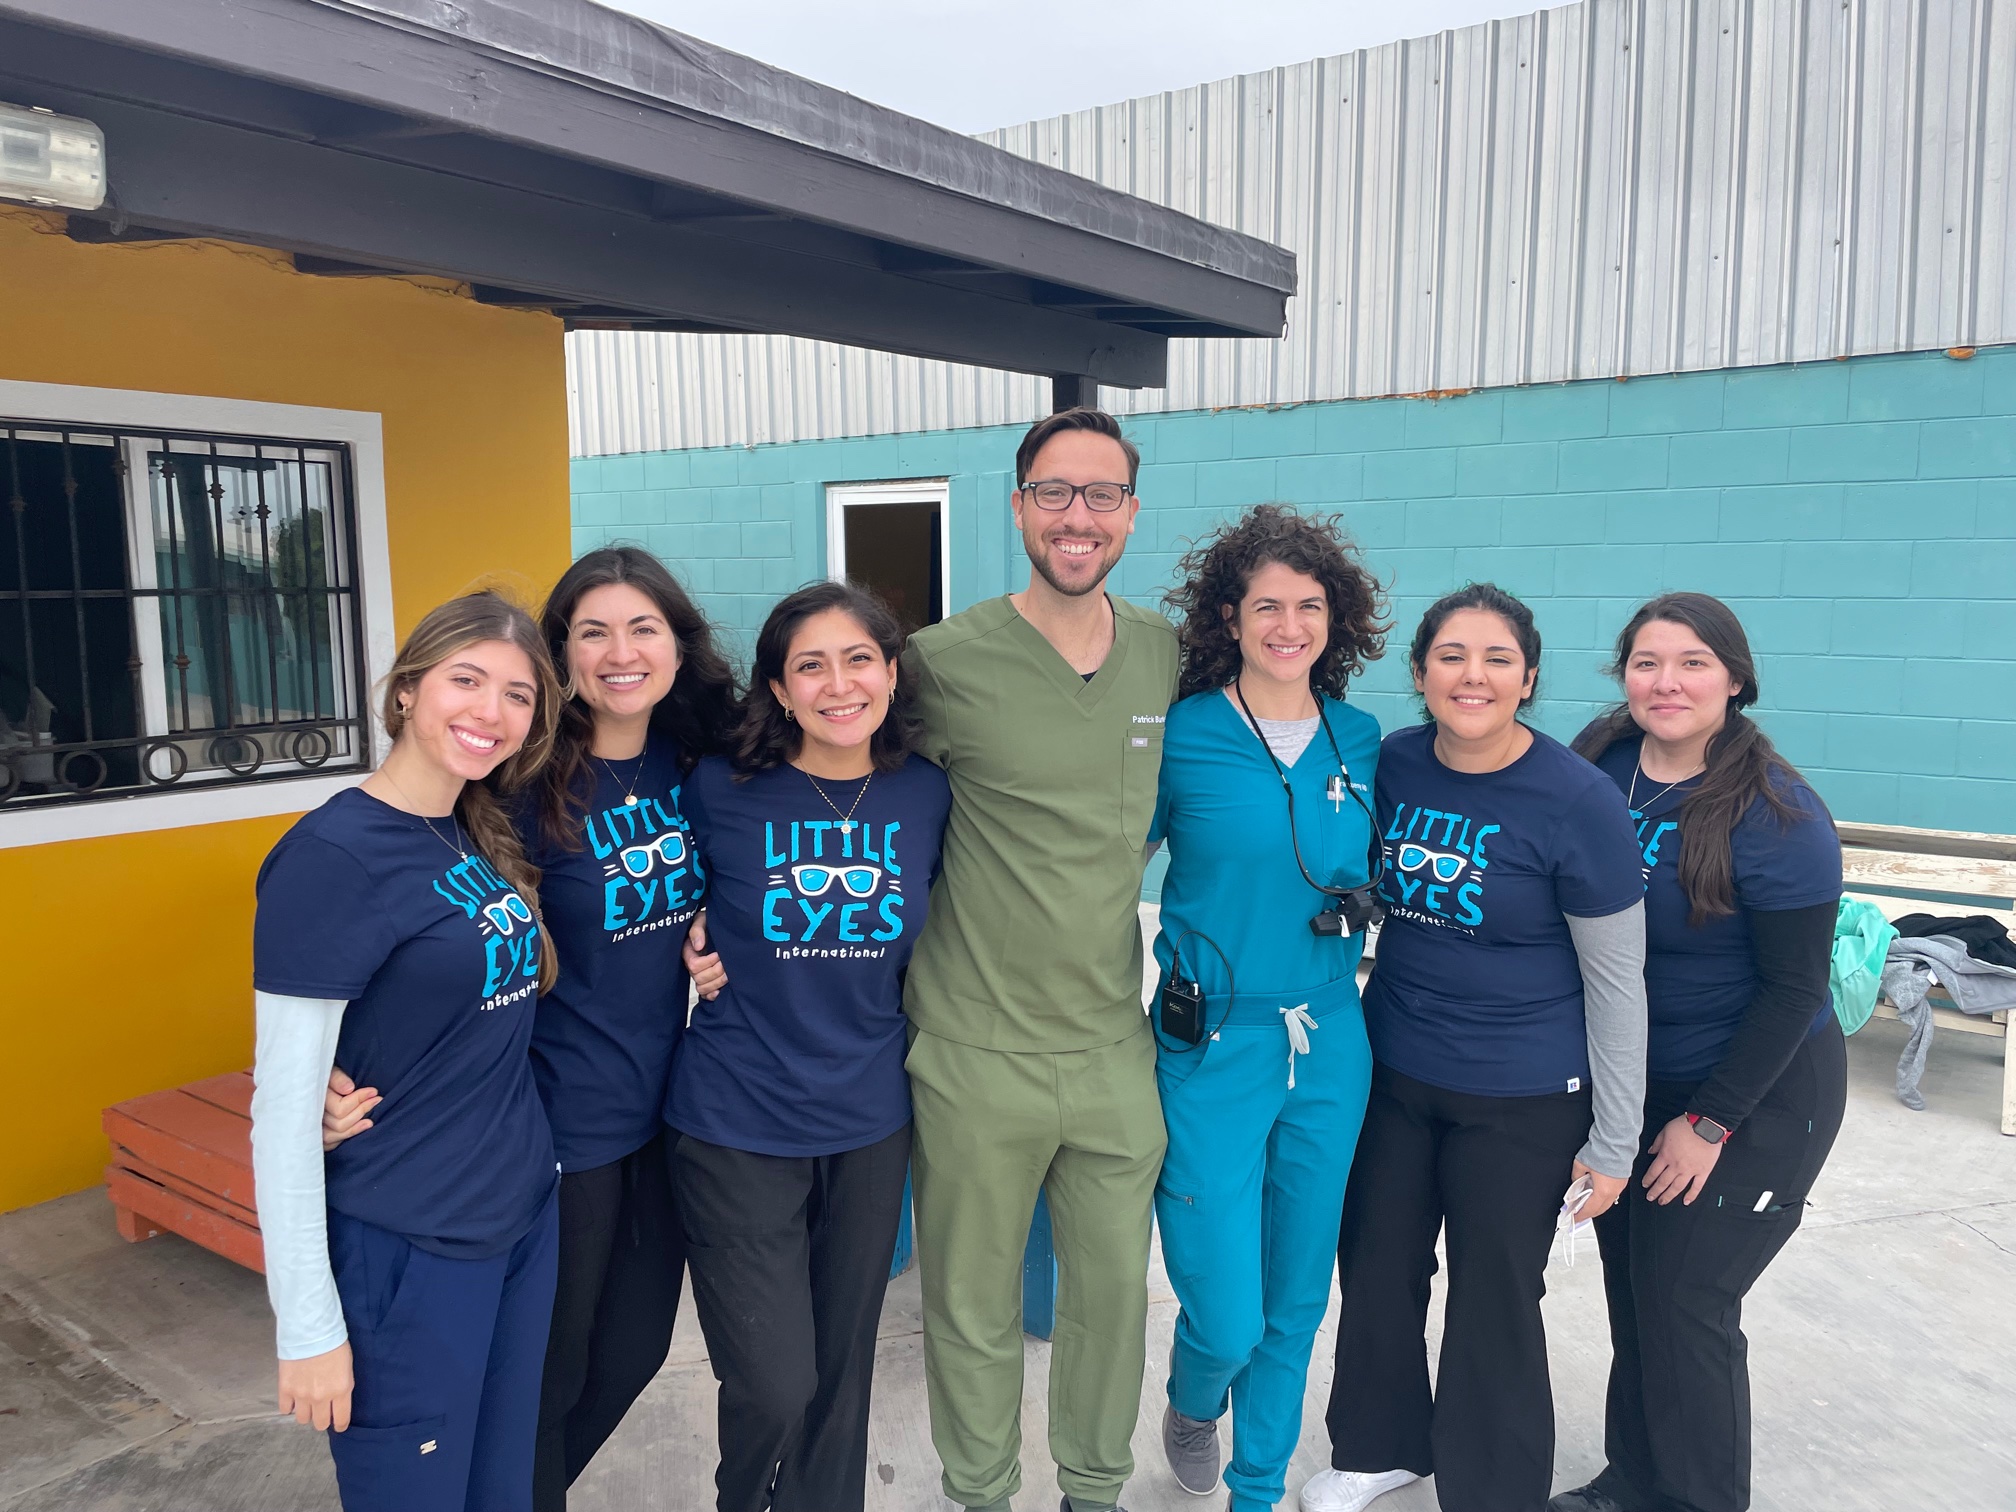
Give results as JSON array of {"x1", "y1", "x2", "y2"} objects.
[{"x1": 571, "y1": 345, "x2": 2016, "y2": 835}]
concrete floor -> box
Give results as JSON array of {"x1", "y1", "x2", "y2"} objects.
[{"x1": 3, "y1": 1012, "x2": 2012, "y2": 1511}]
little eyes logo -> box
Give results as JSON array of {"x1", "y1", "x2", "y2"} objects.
[
  {"x1": 588, "y1": 788, "x2": 700, "y2": 937},
  {"x1": 431, "y1": 855, "x2": 541, "y2": 1004},
  {"x1": 1380, "y1": 802, "x2": 1498, "y2": 931},
  {"x1": 1629, "y1": 809, "x2": 1679, "y2": 887},
  {"x1": 762, "y1": 817, "x2": 907, "y2": 948}
]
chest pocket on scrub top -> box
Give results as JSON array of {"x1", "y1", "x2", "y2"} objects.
[{"x1": 1120, "y1": 725, "x2": 1163, "y2": 848}]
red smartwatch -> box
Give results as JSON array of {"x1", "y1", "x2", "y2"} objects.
[{"x1": 1685, "y1": 1112, "x2": 1734, "y2": 1145}]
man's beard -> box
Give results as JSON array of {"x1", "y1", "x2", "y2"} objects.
[{"x1": 1026, "y1": 534, "x2": 1115, "y2": 598}]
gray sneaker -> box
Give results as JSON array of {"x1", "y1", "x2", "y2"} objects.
[{"x1": 1161, "y1": 1402, "x2": 1222, "y2": 1496}]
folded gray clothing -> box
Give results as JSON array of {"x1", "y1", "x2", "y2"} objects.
[{"x1": 1879, "y1": 934, "x2": 2016, "y2": 1110}]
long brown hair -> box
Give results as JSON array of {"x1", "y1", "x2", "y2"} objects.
[
  {"x1": 730, "y1": 581, "x2": 919, "y2": 778},
  {"x1": 380, "y1": 591, "x2": 563, "y2": 989},
  {"x1": 1164, "y1": 504, "x2": 1388, "y2": 700},
  {"x1": 1572, "y1": 591, "x2": 1824, "y2": 924},
  {"x1": 535, "y1": 546, "x2": 740, "y2": 849}
]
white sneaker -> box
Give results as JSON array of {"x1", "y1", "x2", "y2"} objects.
[{"x1": 1298, "y1": 1467, "x2": 1421, "y2": 1512}]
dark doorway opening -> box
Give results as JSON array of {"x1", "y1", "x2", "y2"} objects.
[{"x1": 840, "y1": 499, "x2": 943, "y2": 637}]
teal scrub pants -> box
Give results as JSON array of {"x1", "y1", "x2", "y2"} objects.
[{"x1": 1154, "y1": 977, "x2": 1373, "y2": 1512}]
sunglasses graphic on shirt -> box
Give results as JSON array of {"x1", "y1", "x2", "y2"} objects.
[
  {"x1": 482, "y1": 892, "x2": 534, "y2": 935},
  {"x1": 1394, "y1": 844, "x2": 1469, "y2": 883},
  {"x1": 618, "y1": 829, "x2": 689, "y2": 878},
  {"x1": 791, "y1": 863, "x2": 882, "y2": 898}
]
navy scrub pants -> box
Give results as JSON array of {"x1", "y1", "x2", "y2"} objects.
[{"x1": 328, "y1": 1187, "x2": 561, "y2": 1512}]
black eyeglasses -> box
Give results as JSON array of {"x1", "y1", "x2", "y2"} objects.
[{"x1": 1018, "y1": 480, "x2": 1134, "y2": 512}]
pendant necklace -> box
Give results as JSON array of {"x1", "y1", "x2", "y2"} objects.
[
  {"x1": 599, "y1": 754, "x2": 644, "y2": 806},
  {"x1": 804, "y1": 767, "x2": 873, "y2": 835},
  {"x1": 378, "y1": 768, "x2": 470, "y2": 861},
  {"x1": 1628, "y1": 758, "x2": 1703, "y2": 812}
]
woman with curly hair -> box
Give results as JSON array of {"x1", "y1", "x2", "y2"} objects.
[{"x1": 1150, "y1": 504, "x2": 1387, "y2": 1512}]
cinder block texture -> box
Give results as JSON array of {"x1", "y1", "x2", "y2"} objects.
[{"x1": 571, "y1": 347, "x2": 2016, "y2": 832}]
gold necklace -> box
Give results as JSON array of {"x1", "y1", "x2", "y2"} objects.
[
  {"x1": 803, "y1": 767, "x2": 873, "y2": 835},
  {"x1": 599, "y1": 754, "x2": 644, "y2": 806},
  {"x1": 378, "y1": 768, "x2": 469, "y2": 861}
]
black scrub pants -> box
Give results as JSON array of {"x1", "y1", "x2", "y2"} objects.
[
  {"x1": 1590, "y1": 1020, "x2": 1847, "y2": 1512},
  {"x1": 670, "y1": 1123, "x2": 912, "y2": 1512},
  {"x1": 534, "y1": 1129, "x2": 686, "y2": 1512},
  {"x1": 1325, "y1": 1063, "x2": 1593, "y2": 1512}
]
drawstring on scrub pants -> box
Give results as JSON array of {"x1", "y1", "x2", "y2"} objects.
[{"x1": 1279, "y1": 1004, "x2": 1317, "y2": 1089}]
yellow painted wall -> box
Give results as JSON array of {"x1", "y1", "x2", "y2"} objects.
[{"x1": 0, "y1": 207, "x2": 571, "y2": 1211}]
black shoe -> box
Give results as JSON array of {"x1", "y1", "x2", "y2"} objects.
[
  {"x1": 1060, "y1": 1498, "x2": 1129, "y2": 1512},
  {"x1": 1548, "y1": 1484, "x2": 1635, "y2": 1512}
]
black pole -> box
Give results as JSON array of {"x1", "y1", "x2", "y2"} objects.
[{"x1": 1049, "y1": 374, "x2": 1096, "y2": 413}]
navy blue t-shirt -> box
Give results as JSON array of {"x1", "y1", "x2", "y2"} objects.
[
  {"x1": 526, "y1": 735, "x2": 701, "y2": 1173},
  {"x1": 1365, "y1": 723, "x2": 1644, "y2": 1097},
  {"x1": 254, "y1": 787, "x2": 555, "y2": 1258},
  {"x1": 1593, "y1": 734, "x2": 1843, "y2": 1079},
  {"x1": 665, "y1": 754, "x2": 951, "y2": 1156}
]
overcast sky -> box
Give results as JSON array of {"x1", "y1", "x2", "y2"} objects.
[{"x1": 609, "y1": 1, "x2": 1550, "y2": 134}]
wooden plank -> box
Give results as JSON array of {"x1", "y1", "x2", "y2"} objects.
[
  {"x1": 111, "y1": 1148, "x2": 260, "y2": 1229},
  {"x1": 181, "y1": 1072, "x2": 255, "y2": 1120},
  {"x1": 1836, "y1": 822, "x2": 2016, "y2": 862},
  {"x1": 102, "y1": 1096, "x2": 254, "y2": 1210},
  {"x1": 1872, "y1": 1001, "x2": 2008, "y2": 1039},
  {"x1": 105, "y1": 1166, "x2": 265, "y2": 1273},
  {"x1": 1839, "y1": 848, "x2": 2016, "y2": 901}
]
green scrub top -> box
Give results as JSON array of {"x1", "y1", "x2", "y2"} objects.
[{"x1": 902, "y1": 594, "x2": 1179, "y2": 1053}]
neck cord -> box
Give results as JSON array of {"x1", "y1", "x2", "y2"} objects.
[
  {"x1": 1230, "y1": 679, "x2": 1383, "y2": 897},
  {"x1": 599, "y1": 753, "x2": 644, "y2": 807}
]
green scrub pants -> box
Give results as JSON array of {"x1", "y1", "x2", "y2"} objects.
[{"x1": 908, "y1": 1024, "x2": 1166, "y2": 1511}]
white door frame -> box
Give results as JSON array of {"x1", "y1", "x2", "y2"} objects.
[{"x1": 824, "y1": 478, "x2": 950, "y2": 611}]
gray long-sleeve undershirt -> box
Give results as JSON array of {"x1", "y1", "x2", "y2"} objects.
[
  {"x1": 1564, "y1": 902, "x2": 1649, "y2": 1179},
  {"x1": 249, "y1": 990, "x2": 349, "y2": 1361}
]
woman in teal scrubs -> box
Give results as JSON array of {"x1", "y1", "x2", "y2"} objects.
[{"x1": 1151, "y1": 504, "x2": 1386, "y2": 1512}]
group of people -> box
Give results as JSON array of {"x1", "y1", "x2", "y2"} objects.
[{"x1": 249, "y1": 405, "x2": 1847, "y2": 1512}]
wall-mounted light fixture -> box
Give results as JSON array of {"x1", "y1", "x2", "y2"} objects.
[{"x1": 0, "y1": 102, "x2": 105, "y2": 212}]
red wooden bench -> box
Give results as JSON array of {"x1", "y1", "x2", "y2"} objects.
[{"x1": 102, "y1": 1070, "x2": 264, "y2": 1273}]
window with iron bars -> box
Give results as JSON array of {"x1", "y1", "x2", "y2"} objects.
[{"x1": 1, "y1": 420, "x2": 370, "y2": 809}]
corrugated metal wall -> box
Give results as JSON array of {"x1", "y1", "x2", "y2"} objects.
[{"x1": 568, "y1": 0, "x2": 2016, "y2": 456}]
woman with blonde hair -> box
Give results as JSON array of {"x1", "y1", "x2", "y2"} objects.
[{"x1": 250, "y1": 590, "x2": 564, "y2": 1512}]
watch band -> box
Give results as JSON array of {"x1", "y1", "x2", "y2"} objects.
[{"x1": 1685, "y1": 1112, "x2": 1734, "y2": 1144}]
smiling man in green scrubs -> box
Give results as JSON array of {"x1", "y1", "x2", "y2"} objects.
[{"x1": 905, "y1": 407, "x2": 1176, "y2": 1512}]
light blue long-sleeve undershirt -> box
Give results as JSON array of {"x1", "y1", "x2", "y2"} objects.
[{"x1": 249, "y1": 990, "x2": 349, "y2": 1361}]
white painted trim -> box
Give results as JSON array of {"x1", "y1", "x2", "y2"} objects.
[
  {"x1": 824, "y1": 477, "x2": 951, "y2": 612},
  {"x1": 0, "y1": 378, "x2": 394, "y2": 850}
]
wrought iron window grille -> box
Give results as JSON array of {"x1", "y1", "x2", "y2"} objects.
[{"x1": 2, "y1": 419, "x2": 370, "y2": 810}]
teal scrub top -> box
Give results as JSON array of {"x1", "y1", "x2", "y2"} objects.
[{"x1": 1151, "y1": 687, "x2": 1381, "y2": 1013}]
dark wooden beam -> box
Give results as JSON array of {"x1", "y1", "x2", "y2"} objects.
[
  {"x1": 0, "y1": 0, "x2": 1292, "y2": 333},
  {"x1": 1050, "y1": 375, "x2": 1098, "y2": 413},
  {"x1": 65, "y1": 219, "x2": 192, "y2": 244},
  {"x1": 38, "y1": 88, "x2": 1166, "y2": 386}
]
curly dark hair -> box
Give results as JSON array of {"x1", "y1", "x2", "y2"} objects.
[
  {"x1": 1164, "y1": 504, "x2": 1388, "y2": 700},
  {"x1": 534, "y1": 545, "x2": 741, "y2": 850},
  {"x1": 729, "y1": 580, "x2": 922, "y2": 779}
]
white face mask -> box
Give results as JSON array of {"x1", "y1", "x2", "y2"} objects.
[{"x1": 1554, "y1": 1172, "x2": 1596, "y2": 1269}]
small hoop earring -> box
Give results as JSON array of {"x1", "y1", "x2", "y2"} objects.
[{"x1": 784, "y1": 707, "x2": 795, "y2": 722}]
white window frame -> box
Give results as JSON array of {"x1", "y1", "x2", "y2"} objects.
[
  {"x1": 824, "y1": 478, "x2": 951, "y2": 614},
  {"x1": 0, "y1": 379, "x2": 394, "y2": 852}
]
